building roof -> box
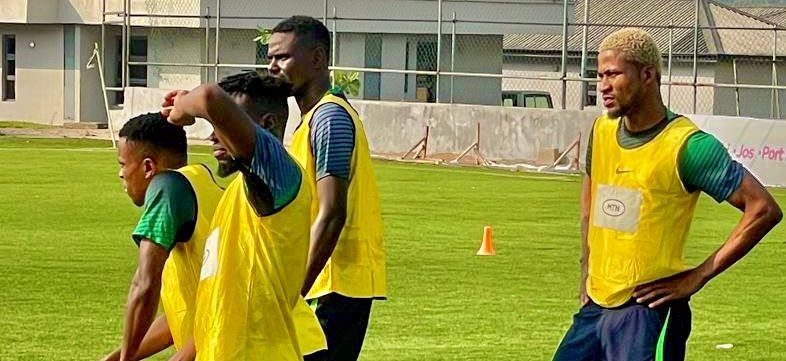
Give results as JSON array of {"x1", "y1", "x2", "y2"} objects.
[
  {"x1": 504, "y1": 0, "x2": 786, "y2": 57},
  {"x1": 737, "y1": 6, "x2": 786, "y2": 27}
]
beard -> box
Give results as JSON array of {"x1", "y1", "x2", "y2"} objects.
[
  {"x1": 607, "y1": 103, "x2": 627, "y2": 118},
  {"x1": 607, "y1": 86, "x2": 644, "y2": 119},
  {"x1": 217, "y1": 159, "x2": 241, "y2": 178}
]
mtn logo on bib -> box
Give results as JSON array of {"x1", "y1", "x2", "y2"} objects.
[
  {"x1": 200, "y1": 228, "x2": 219, "y2": 280},
  {"x1": 602, "y1": 199, "x2": 626, "y2": 217}
]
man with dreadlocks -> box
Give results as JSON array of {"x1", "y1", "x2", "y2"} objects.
[{"x1": 163, "y1": 72, "x2": 319, "y2": 360}]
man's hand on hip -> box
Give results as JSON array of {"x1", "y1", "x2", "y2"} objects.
[{"x1": 632, "y1": 268, "x2": 707, "y2": 308}]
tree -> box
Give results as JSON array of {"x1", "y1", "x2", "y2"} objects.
[
  {"x1": 333, "y1": 71, "x2": 360, "y2": 97},
  {"x1": 253, "y1": 27, "x2": 272, "y2": 44}
]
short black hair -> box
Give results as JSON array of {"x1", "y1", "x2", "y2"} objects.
[
  {"x1": 119, "y1": 112, "x2": 187, "y2": 160},
  {"x1": 272, "y1": 16, "x2": 331, "y2": 60},
  {"x1": 219, "y1": 71, "x2": 292, "y2": 117}
]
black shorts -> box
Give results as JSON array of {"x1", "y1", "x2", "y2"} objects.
[{"x1": 303, "y1": 293, "x2": 374, "y2": 361}]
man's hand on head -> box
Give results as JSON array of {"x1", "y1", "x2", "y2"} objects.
[{"x1": 162, "y1": 90, "x2": 196, "y2": 126}]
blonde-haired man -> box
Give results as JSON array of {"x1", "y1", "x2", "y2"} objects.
[{"x1": 552, "y1": 28, "x2": 782, "y2": 361}]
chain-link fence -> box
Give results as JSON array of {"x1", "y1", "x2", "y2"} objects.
[{"x1": 104, "y1": 0, "x2": 786, "y2": 119}]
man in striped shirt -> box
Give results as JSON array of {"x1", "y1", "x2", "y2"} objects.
[
  {"x1": 268, "y1": 16, "x2": 387, "y2": 361},
  {"x1": 553, "y1": 28, "x2": 782, "y2": 361},
  {"x1": 310, "y1": 103, "x2": 355, "y2": 182}
]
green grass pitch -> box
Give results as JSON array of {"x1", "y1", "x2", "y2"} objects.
[{"x1": 1, "y1": 137, "x2": 784, "y2": 360}]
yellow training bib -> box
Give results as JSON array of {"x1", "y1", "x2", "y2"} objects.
[
  {"x1": 289, "y1": 92, "x2": 387, "y2": 299},
  {"x1": 160, "y1": 164, "x2": 223, "y2": 350},
  {"x1": 194, "y1": 171, "x2": 318, "y2": 360},
  {"x1": 587, "y1": 114, "x2": 700, "y2": 307}
]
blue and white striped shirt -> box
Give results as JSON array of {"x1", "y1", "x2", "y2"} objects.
[{"x1": 310, "y1": 102, "x2": 356, "y2": 181}]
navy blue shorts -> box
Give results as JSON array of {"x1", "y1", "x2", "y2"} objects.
[
  {"x1": 303, "y1": 293, "x2": 373, "y2": 361},
  {"x1": 552, "y1": 298, "x2": 691, "y2": 361}
]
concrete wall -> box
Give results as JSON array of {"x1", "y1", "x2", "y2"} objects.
[
  {"x1": 0, "y1": 0, "x2": 104, "y2": 24},
  {"x1": 117, "y1": 86, "x2": 598, "y2": 164},
  {"x1": 121, "y1": 87, "x2": 786, "y2": 186},
  {"x1": 353, "y1": 100, "x2": 597, "y2": 162},
  {"x1": 441, "y1": 35, "x2": 503, "y2": 106},
  {"x1": 0, "y1": 24, "x2": 65, "y2": 125},
  {"x1": 77, "y1": 25, "x2": 106, "y2": 123},
  {"x1": 60, "y1": 0, "x2": 104, "y2": 24},
  {"x1": 147, "y1": 27, "x2": 203, "y2": 89},
  {"x1": 0, "y1": 24, "x2": 108, "y2": 125},
  {"x1": 25, "y1": 2, "x2": 58, "y2": 24},
  {"x1": 380, "y1": 34, "x2": 409, "y2": 101},
  {"x1": 0, "y1": 1, "x2": 27, "y2": 23}
]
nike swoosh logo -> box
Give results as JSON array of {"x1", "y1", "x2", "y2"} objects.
[{"x1": 615, "y1": 168, "x2": 634, "y2": 174}]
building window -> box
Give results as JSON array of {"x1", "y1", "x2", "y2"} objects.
[
  {"x1": 3, "y1": 35, "x2": 16, "y2": 101},
  {"x1": 404, "y1": 40, "x2": 409, "y2": 93},
  {"x1": 584, "y1": 69, "x2": 597, "y2": 106},
  {"x1": 115, "y1": 35, "x2": 148, "y2": 103},
  {"x1": 364, "y1": 33, "x2": 382, "y2": 100},
  {"x1": 416, "y1": 40, "x2": 437, "y2": 102},
  {"x1": 128, "y1": 36, "x2": 148, "y2": 86},
  {"x1": 524, "y1": 93, "x2": 552, "y2": 108},
  {"x1": 256, "y1": 42, "x2": 269, "y2": 65},
  {"x1": 502, "y1": 91, "x2": 554, "y2": 109},
  {"x1": 502, "y1": 92, "x2": 518, "y2": 106}
]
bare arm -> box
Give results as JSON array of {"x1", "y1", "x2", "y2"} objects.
[
  {"x1": 579, "y1": 176, "x2": 591, "y2": 307},
  {"x1": 100, "y1": 315, "x2": 174, "y2": 361},
  {"x1": 120, "y1": 241, "x2": 169, "y2": 361},
  {"x1": 168, "y1": 339, "x2": 196, "y2": 361},
  {"x1": 634, "y1": 170, "x2": 782, "y2": 308},
  {"x1": 302, "y1": 176, "x2": 349, "y2": 296},
  {"x1": 694, "y1": 170, "x2": 783, "y2": 280},
  {"x1": 134, "y1": 315, "x2": 174, "y2": 360},
  {"x1": 162, "y1": 85, "x2": 257, "y2": 161}
]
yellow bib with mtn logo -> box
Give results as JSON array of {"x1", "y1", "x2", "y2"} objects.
[
  {"x1": 160, "y1": 164, "x2": 223, "y2": 350},
  {"x1": 289, "y1": 92, "x2": 387, "y2": 299},
  {"x1": 588, "y1": 114, "x2": 700, "y2": 308}
]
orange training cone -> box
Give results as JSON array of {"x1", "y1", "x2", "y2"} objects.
[{"x1": 476, "y1": 226, "x2": 496, "y2": 256}]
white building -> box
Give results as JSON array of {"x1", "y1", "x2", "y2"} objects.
[{"x1": 0, "y1": 0, "x2": 567, "y2": 125}]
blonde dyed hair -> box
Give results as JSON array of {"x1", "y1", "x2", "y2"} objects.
[{"x1": 599, "y1": 28, "x2": 661, "y2": 74}]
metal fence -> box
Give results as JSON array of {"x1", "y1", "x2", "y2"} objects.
[{"x1": 102, "y1": 0, "x2": 786, "y2": 119}]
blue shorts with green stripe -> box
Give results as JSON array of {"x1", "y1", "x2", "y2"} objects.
[{"x1": 552, "y1": 298, "x2": 691, "y2": 361}]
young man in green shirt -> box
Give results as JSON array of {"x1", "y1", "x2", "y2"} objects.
[{"x1": 101, "y1": 113, "x2": 223, "y2": 361}]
